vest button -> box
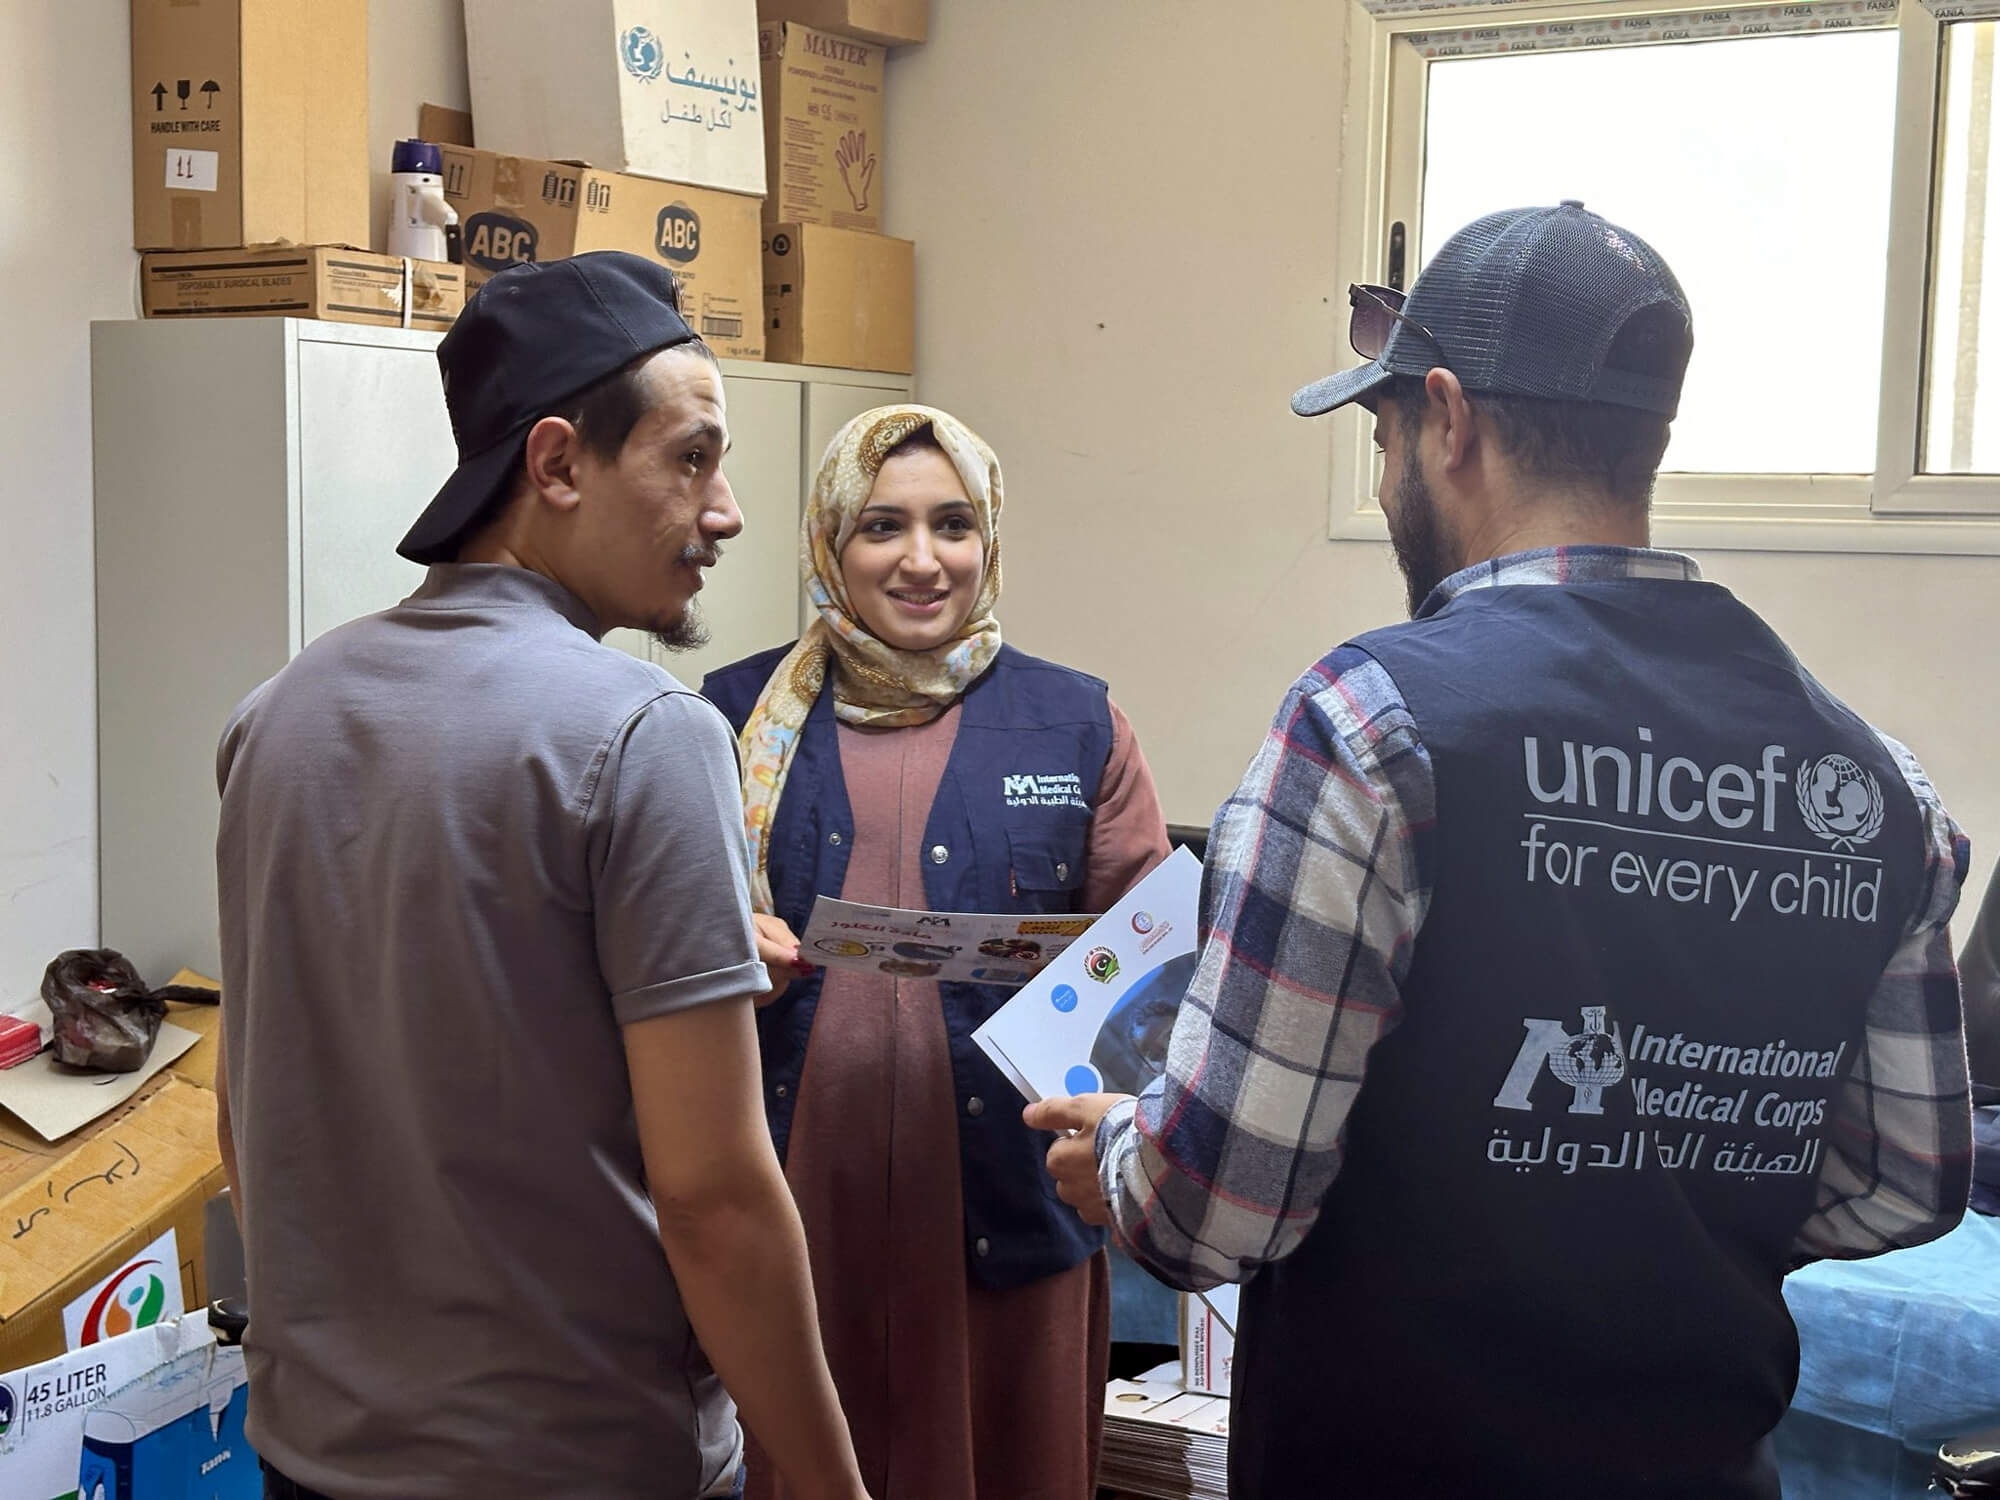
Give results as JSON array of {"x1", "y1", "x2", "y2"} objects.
[
  {"x1": 930, "y1": 844, "x2": 949, "y2": 865},
  {"x1": 966, "y1": 1096, "x2": 985, "y2": 1117},
  {"x1": 828, "y1": 831, "x2": 843, "y2": 847},
  {"x1": 1055, "y1": 861, "x2": 1070, "y2": 882},
  {"x1": 974, "y1": 1236, "x2": 991, "y2": 1257},
  {"x1": 774, "y1": 1084, "x2": 789, "y2": 1098}
]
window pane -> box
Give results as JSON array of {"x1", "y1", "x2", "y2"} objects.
[
  {"x1": 1421, "y1": 31, "x2": 1899, "y2": 475},
  {"x1": 1924, "y1": 20, "x2": 2000, "y2": 474}
]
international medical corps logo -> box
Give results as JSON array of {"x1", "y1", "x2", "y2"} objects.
[
  {"x1": 620, "y1": 25, "x2": 666, "y2": 81},
  {"x1": 1494, "y1": 1006, "x2": 1627, "y2": 1116},
  {"x1": 78, "y1": 1257, "x2": 170, "y2": 1346},
  {"x1": 1795, "y1": 755, "x2": 1884, "y2": 852}
]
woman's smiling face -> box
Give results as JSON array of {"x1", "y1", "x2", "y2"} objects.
[{"x1": 840, "y1": 445, "x2": 986, "y2": 653}]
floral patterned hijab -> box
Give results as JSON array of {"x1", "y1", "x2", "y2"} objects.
[{"x1": 737, "y1": 405, "x2": 1004, "y2": 913}]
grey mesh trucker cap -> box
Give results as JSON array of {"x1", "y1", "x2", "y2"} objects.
[{"x1": 1292, "y1": 200, "x2": 1694, "y2": 420}]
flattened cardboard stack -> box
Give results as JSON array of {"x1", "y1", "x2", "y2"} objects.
[{"x1": 1100, "y1": 1377, "x2": 1231, "y2": 1500}]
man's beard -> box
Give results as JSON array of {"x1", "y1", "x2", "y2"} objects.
[
  {"x1": 653, "y1": 543, "x2": 719, "y2": 653},
  {"x1": 1387, "y1": 459, "x2": 1458, "y2": 619}
]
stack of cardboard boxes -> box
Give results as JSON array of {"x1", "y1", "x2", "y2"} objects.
[
  {"x1": 131, "y1": 0, "x2": 466, "y2": 330},
  {"x1": 127, "y1": 0, "x2": 924, "y2": 371},
  {"x1": 757, "y1": 0, "x2": 923, "y2": 372},
  {"x1": 448, "y1": 0, "x2": 922, "y2": 374}
]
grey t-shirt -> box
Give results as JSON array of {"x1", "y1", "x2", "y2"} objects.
[{"x1": 216, "y1": 565, "x2": 768, "y2": 1498}]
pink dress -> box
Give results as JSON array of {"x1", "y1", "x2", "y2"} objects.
[{"x1": 747, "y1": 700, "x2": 1169, "y2": 1500}]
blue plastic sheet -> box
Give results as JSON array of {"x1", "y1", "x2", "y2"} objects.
[{"x1": 1777, "y1": 1213, "x2": 2000, "y2": 1498}]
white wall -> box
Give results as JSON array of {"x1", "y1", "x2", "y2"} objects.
[
  {"x1": 886, "y1": 0, "x2": 2000, "y2": 915},
  {"x1": 366, "y1": 0, "x2": 470, "y2": 252},
  {"x1": 0, "y1": 0, "x2": 472, "y2": 996},
  {"x1": 0, "y1": 3, "x2": 138, "y2": 996}
]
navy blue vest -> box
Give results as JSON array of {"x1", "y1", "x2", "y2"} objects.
[
  {"x1": 703, "y1": 643, "x2": 1116, "y2": 1290},
  {"x1": 1230, "y1": 580, "x2": 1927, "y2": 1498}
]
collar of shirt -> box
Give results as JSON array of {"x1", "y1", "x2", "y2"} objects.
[
  {"x1": 405, "y1": 562, "x2": 604, "y2": 639},
  {"x1": 1416, "y1": 545, "x2": 1704, "y2": 619}
]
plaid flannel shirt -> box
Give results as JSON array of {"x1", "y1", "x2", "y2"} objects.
[{"x1": 1096, "y1": 546, "x2": 1973, "y2": 1292}]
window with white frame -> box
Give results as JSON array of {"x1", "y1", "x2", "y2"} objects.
[{"x1": 1330, "y1": 0, "x2": 2000, "y2": 553}]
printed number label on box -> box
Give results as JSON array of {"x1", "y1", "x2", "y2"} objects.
[{"x1": 165, "y1": 149, "x2": 219, "y2": 192}]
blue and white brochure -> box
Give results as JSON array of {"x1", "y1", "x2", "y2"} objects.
[{"x1": 973, "y1": 846, "x2": 1203, "y2": 1103}]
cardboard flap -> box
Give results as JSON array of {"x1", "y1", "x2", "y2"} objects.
[{"x1": 0, "y1": 1080, "x2": 219, "y2": 1322}]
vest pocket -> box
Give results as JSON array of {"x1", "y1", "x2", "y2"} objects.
[{"x1": 1006, "y1": 827, "x2": 1087, "y2": 904}]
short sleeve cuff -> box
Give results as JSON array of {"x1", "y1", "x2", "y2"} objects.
[{"x1": 613, "y1": 959, "x2": 771, "y2": 1026}]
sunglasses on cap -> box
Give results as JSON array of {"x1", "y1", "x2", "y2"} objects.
[{"x1": 1348, "y1": 283, "x2": 1453, "y2": 370}]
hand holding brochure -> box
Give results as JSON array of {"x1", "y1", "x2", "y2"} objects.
[{"x1": 972, "y1": 846, "x2": 1202, "y2": 1102}]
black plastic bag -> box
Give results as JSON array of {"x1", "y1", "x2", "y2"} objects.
[{"x1": 40, "y1": 949, "x2": 217, "y2": 1074}]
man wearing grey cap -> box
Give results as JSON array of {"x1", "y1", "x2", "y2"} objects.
[
  {"x1": 215, "y1": 253, "x2": 868, "y2": 1500},
  {"x1": 1032, "y1": 204, "x2": 1972, "y2": 1495}
]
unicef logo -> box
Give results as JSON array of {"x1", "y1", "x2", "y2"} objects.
[
  {"x1": 620, "y1": 26, "x2": 665, "y2": 81},
  {"x1": 1796, "y1": 754, "x2": 1885, "y2": 851},
  {"x1": 1050, "y1": 984, "x2": 1078, "y2": 1014}
]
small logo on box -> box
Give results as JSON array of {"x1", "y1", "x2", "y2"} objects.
[
  {"x1": 1051, "y1": 984, "x2": 1078, "y2": 1014},
  {"x1": 620, "y1": 26, "x2": 665, "y2": 82},
  {"x1": 0, "y1": 1379, "x2": 15, "y2": 1437},
  {"x1": 1083, "y1": 947, "x2": 1121, "y2": 984},
  {"x1": 656, "y1": 204, "x2": 702, "y2": 264},
  {"x1": 464, "y1": 213, "x2": 538, "y2": 273},
  {"x1": 1130, "y1": 912, "x2": 1154, "y2": 935},
  {"x1": 78, "y1": 1259, "x2": 171, "y2": 1346}
]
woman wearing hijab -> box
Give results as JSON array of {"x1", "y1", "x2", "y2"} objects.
[{"x1": 702, "y1": 405, "x2": 1169, "y2": 1499}]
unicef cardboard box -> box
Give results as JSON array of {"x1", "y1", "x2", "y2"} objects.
[
  {"x1": 463, "y1": 0, "x2": 766, "y2": 195},
  {"x1": 437, "y1": 145, "x2": 764, "y2": 359}
]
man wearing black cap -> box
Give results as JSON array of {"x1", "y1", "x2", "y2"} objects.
[
  {"x1": 1032, "y1": 205, "x2": 1972, "y2": 1496},
  {"x1": 214, "y1": 253, "x2": 868, "y2": 1500}
]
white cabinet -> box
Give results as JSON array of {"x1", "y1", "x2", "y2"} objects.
[{"x1": 91, "y1": 317, "x2": 911, "y2": 980}]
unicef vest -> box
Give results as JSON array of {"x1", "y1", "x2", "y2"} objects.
[
  {"x1": 702, "y1": 644, "x2": 1115, "y2": 1291},
  {"x1": 1229, "y1": 579, "x2": 1927, "y2": 1499}
]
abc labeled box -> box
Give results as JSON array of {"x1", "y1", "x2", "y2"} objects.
[
  {"x1": 140, "y1": 246, "x2": 465, "y2": 330},
  {"x1": 130, "y1": 0, "x2": 369, "y2": 251},
  {"x1": 757, "y1": 0, "x2": 927, "y2": 46},
  {"x1": 764, "y1": 223, "x2": 913, "y2": 372},
  {"x1": 759, "y1": 21, "x2": 885, "y2": 231},
  {"x1": 463, "y1": 0, "x2": 765, "y2": 195},
  {"x1": 441, "y1": 145, "x2": 765, "y2": 359}
]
